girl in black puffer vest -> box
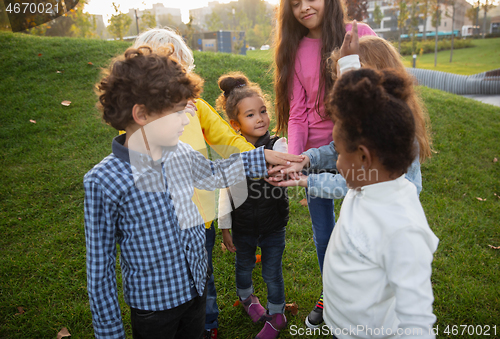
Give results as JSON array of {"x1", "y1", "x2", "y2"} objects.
[{"x1": 216, "y1": 72, "x2": 289, "y2": 339}]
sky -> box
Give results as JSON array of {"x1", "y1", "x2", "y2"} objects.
[{"x1": 84, "y1": 0, "x2": 280, "y2": 25}]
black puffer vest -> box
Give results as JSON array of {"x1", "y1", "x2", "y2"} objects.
[{"x1": 231, "y1": 132, "x2": 289, "y2": 236}]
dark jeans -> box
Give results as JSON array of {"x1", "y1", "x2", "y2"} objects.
[
  {"x1": 233, "y1": 229, "x2": 286, "y2": 314},
  {"x1": 306, "y1": 190, "x2": 336, "y2": 274},
  {"x1": 205, "y1": 223, "x2": 219, "y2": 330},
  {"x1": 130, "y1": 287, "x2": 207, "y2": 339}
]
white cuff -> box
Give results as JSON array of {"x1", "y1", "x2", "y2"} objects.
[
  {"x1": 338, "y1": 54, "x2": 361, "y2": 76},
  {"x1": 217, "y1": 188, "x2": 232, "y2": 229}
]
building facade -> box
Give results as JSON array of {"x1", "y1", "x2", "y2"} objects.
[{"x1": 366, "y1": 0, "x2": 473, "y2": 39}]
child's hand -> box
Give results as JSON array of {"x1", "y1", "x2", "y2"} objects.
[
  {"x1": 267, "y1": 155, "x2": 310, "y2": 178},
  {"x1": 222, "y1": 229, "x2": 236, "y2": 252},
  {"x1": 264, "y1": 149, "x2": 305, "y2": 166},
  {"x1": 340, "y1": 20, "x2": 359, "y2": 58},
  {"x1": 265, "y1": 173, "x2": 308, "y2": 187},
  {"x1": 185, "y1": 99, "x2": 197, "y2": 117}
]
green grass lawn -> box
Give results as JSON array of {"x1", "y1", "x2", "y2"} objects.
[
  {"x1": 401, "y1": 38, "x2": 500, "y2": 75},
  {"x1": 1, "y1": 31, "x2": 499, "y2": 339},
  {"x1": 247, "y1": 38, "x2": 500, "y2": 76}
]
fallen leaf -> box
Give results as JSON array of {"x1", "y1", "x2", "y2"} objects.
[
  {"x1": 233, "y1": 299, "x2": 240, "y2": 307},
  {"x1": 29, "y1": 119, "x2": 36, "y2": 124},
  {"x1": 285, "y1": 302, "x2": 299, "y2": 316},
  {"x1": 221, "y1": 243, "x2": 227, "y2": 252},
  {"x1": 88, "y1": 61, "x2": 93, "y2": 65},
  {"x1": 299, "y1": 198, "x2": 308, "y2": 207},
  {"x1": 488, "y1": 245, "x2": 500, "y2": 250},
  {"x1": 38, "y1": 53, "x2": 42, "y2": 57},
  {"x1": 57, "y1": 327, "x2": 71, "y2": 339},
  {"x1": 61, "y1": 101, "x2": 71, "y2": 106},
  {"x1": 255, "y1": 254, "x2": 261, "y2": 263},
  {"x1": 476, "y1": 197, "x2": 486, "y2": 201},
  {"x1": 15, "y1": 306, "x2": 25, "y2": 315},
  {"x1": 494, "y1": 158, "x2": 498, "y2": 163}
]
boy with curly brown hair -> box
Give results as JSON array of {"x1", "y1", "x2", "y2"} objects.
[{"x1": 83, "y1": 46, "x2": 303, "y2": 339}]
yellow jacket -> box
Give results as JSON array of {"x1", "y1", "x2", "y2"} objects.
[{"x1": 180, "y1": 99, "x2": 254, "y2": 228}]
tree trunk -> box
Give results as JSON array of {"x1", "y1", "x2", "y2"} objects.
[
  {"x1": 483, "y1": 0, "x2": 488, "y2": 38},
  {"x1": 450, "y1": 2, "x2": 455, "y2": 62},
  {"x1": 423, "y1": 0, "x2": 428, "y2": 40},
  {"x1": 398, "y1": 28, "x2": 402, "y2": 53},
  {"x1": 476, "y1": 0, "x2": 480, "y2": 38},
  {"x1": 434, "y1": 1, "x2": 439, "y2": 67}
]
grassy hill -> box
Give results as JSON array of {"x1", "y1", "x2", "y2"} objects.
[{"x1": 0, "y1": 31, "x2": 499, "y2": 338}]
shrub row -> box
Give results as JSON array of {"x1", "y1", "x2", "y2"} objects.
[{"x1": 394, "y1": 38, "x2": 474, "y2": 56}]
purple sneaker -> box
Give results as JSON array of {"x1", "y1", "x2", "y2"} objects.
[
  {"x1": 240, "y1": 294, "x2": 266, "y2": 322},
  {"x1": 256, "y1": 313, "x2": 287, "y2": 339}
]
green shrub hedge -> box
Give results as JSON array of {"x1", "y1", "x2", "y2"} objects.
[{"x1": 394, "y1": 38, "x2": 474, "y2": 56}]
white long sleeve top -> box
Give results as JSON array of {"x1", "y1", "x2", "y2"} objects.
[{"x1": 323, "y1": 175, "x2": 439, "y2": 339}]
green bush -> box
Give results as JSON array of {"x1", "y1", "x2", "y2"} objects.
[{"x1": 394, "y1": 38, "x2": 474, "y2": 56}]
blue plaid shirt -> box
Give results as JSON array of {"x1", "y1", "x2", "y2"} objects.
[{"x1": 84, "y1": 134, "x2": 267, "y2": 338}]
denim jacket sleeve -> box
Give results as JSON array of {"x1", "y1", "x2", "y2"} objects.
[
  {"x1": 405, "y1": 156, "x2": 422, "y2": 196},
  {"x1": 302, "y1": 141, "x2": 338, "y2": 171},
  {"x1": 307, "y1": 156, "x2": 423, "y2": 200},
  {"x1": 307, "y1": 173, "x2": 349, "y2": 199}
]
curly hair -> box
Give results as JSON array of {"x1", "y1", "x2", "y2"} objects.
[
  {"x1": 329, "y1": 68, "x2": 417, "y2": 175},
  {"x1": 328, "y1": 35, "x2": 432, "y2": 162},
  {"x1": 215, "y1": 72, "x2": 269, "y2": 122},
  {"x1": 96, "y1": 45, "x2": 203, "y2": 130}
]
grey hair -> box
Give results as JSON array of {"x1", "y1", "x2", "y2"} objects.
[{"x1": 133, "y1": 27, "x2": 195, "y2": 72}]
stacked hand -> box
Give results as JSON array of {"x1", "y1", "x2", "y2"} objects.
[{"x1": 264, "y1": 154, "x2": 310, "y2": 188}]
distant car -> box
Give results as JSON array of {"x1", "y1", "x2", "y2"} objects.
[
  {"x1": 247, "y1": 46, "x2": 256, "y2": 51},
  {"x1": 260, "y1": 45, "x2": 270, "y2": 50}
]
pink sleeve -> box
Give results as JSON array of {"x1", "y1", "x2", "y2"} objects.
[
  {"x1": 288, "y1": 70, "x2": 308, "y2": 155},
  {"x1": 345, "y1": 22, "x2": 377, "y2": 37}
]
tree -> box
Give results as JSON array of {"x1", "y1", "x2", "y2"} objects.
[
  {"x1": 0, "y1": 1, "x2": 10, "y2": 31},
  {"x1": 396, "y1": 0, "x2": 409, "y2": 52},
  {"x1": 184, "y1": 15, "x2": 195, "y2": 50},
  {"x1": 157, "y1": 13, "x2": 178, "y2": 28},
  {"x1": 206, "y1": 11, "x2": 223, "y2": 31},
  {"x1": 431, "y1": 0, "x2": 441, "y2": 66},
  {"x1": 139, "y1": 10, "x2": 156, "y2": 32},
  {"x1": 70, "y1": 1, "x2": 97, "y2": 38},
  {"x1": 466, "y1": 5, "x2": 479, "y2": 33},
  {"x1": 481, "y1": 0, "x2": 495, "y2": 38},
  {"x1": 373, "y1": 3, "x2": 384, "y2": 28},
  {"x1": 446, "y1": 0, "x2": 456, "y2": 62},
  {"x1": 108, "y1": 3, "x2": 132, "y2": 41},
  {"x1": 346, "y1": 0, "x2": 369, "y2": 21},
  {"x1": 409, "y1": 0, "x2": 420, "y2": 56},
  {"x1": 420, "y1": 0, "x2": 430, "y2": 40}
]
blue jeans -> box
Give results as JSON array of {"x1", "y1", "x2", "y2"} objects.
[
  {"x1": 205, "y1": 223, "x2": 218, "y2": 330},
  {"x1": 233, "y1": 229, "x2": 286, "y2": 315},
  {"x1": 307, "y1": 190, "x2": 335, "y2": 274}
]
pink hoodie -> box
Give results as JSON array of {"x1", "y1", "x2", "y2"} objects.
[{"x1": 287, "y1": 23, "x2": 376, "y2": 155}]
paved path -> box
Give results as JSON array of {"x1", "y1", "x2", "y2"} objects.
[{"x1": 462, "y1": 95, "x2": 500, "y2": 108}]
